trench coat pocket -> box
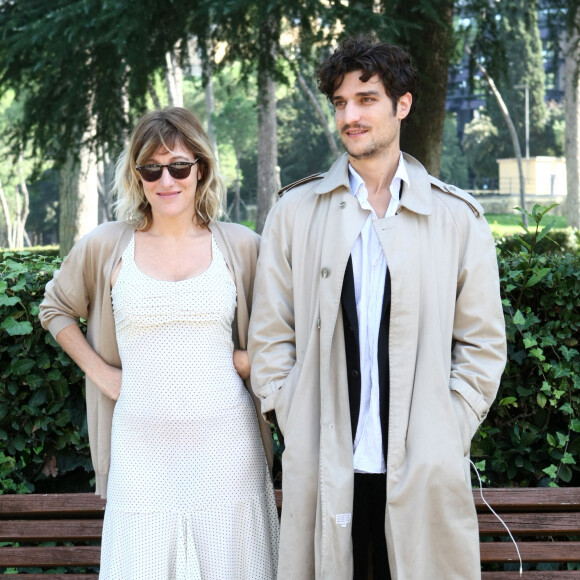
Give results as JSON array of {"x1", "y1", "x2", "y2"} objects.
[
  {"x1": 450, "y1": 390, "x2": 481, "y2": 456},
  {"x1": 272, "y1": 361, "x2": 303, "y2": 437}
]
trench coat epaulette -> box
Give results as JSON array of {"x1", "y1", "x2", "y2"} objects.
[
  {"x1": 429, "y1": 175, "x2": 484, "y2": 218},
  {"x1": 278, "y1": 172, "x2": 325, "y2": 198}
]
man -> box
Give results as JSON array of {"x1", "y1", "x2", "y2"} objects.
[{"x1": 248, "y1": 37, "x2": 506, "y2": 580}]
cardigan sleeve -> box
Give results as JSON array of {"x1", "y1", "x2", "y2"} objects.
[{"x1": 39, "y1": 235, "x2": 92, "y2": 340}]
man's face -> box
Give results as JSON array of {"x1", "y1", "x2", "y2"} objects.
[{"x1": 332, "y1": 71, "x2": 411, "y2": 161}]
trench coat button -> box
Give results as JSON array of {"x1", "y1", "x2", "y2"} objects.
[
  {"x1": 351, "y1": 369, "x2": 360, "y2": 378},
  {"x1": 447, "y1": 184, "x2": 456, "y2": 192},
  {"x1": 321, "y1": 268, "x2": 331, "y2": 278},
  {"x1": 339, "y1": 201, "x2": 346, "y2": 208}
]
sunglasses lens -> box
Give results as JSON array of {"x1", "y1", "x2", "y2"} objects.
[
  {"x1": 167, "y1": 163, "x2": 192, "y2": 180},
  {"x1": 137, "y1": 161, "x2": 196, "y2": 182},
  {"x1": 138, "y1": 165, "x2": 162, "y2": 182}
]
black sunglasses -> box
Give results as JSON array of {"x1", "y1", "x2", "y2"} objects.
[{"x1": 136, "y1": 159, "x2": 200, "y2": 182}]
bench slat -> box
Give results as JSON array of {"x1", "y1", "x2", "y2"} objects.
[
  {"x1": 0, "y1": 519, "x2": 103, "y2": 541},
  {"x1": 474, "y1": 488, "x2": 580, "y2": 512},
  {"x1": 0, "y1": 545, "x2": 101, "y2": 566},
  {"x1": 480, "y1": 541, "x2": 580, "y2": 563},
  {"x1": 0, "y1": 494, "x2": 105, "y2": 518},
  {"x1": 478, "y1": 512, "x2": 580, "y2": 535},
  {"x1": 482, "y1": 573, "x2": 580, "y2": 579}
]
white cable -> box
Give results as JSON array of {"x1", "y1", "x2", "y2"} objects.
[{"x1": 470, "y1": 459, "x2": 523, "y2": 576}]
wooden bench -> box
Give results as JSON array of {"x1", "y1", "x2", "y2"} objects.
[{"x1": 1, "y1": 488, "x2": 579, "y2": 578}]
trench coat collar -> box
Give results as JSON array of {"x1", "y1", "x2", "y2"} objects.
[{"x1": 313, "y1": 152, "x2": 433, "y2": 216}]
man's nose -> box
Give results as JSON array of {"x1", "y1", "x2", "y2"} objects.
[{"x1": 342, "y1": 101, "x2": 362, "y2": 125}]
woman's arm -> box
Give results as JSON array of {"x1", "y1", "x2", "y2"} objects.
[
  {"x1": 233, "y1": 349, "x2": 250, "y2": 381},
  {"x1": 56, "y1": 325, "x2": 122, "y2": 401}
]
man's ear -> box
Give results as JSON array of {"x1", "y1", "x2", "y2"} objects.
[{"x1": 396, "y1": 93, "x2": 412, "y2": 120}]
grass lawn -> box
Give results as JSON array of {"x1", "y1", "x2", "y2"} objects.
[{"x1": 485, "y1": 213, "x2": 568, "y2": 237}]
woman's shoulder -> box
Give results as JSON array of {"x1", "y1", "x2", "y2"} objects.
[
  {"x1": 64, "y1": 222, "x2": 133, "y2": 268},
  {"x1": 77, "y1": 221, "x2": 133, "y2": 251},
  {"x1": 212, "y1": 220, "x2": 259, "y2": 247},
  {"x1": 86, "y1": 220, "x2": 133, "y2": 240}
]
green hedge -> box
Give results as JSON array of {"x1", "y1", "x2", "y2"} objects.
[
  {"x1": 0, "y1": 252, "x2": 92, "y2": 494},
  {"x1": 473, "y1": 205, "x2": 580, "y2": 487},
  {"x1": 495, "y1": 228, "x2": 579, "y2": 255},
  {"x1": 1, "y1": 205, "x2": 579, "y2": 493}
]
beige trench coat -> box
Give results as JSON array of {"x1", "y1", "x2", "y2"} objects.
[
  {"x1": 39, "y1": 220, "x2": 272, "y2": 497},
  {"x1": 248, "y1": 153, "x2": 507, "y2": 580}
]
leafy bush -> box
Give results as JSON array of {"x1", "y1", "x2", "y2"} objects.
[
  {"x1": 2, "y1": 207, "x2": 580, "y2": 494},
  {"x1": 472, "y1": 205, "x2": 580, "y2": 487},
  {"x1": 495, "y1": 228, "x2": 578, "y2": 255},
  {"x1": 0, "y1": 251, "x2": 92, "y2": 494}
]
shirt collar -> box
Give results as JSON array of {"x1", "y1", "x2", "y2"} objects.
[{"x1": 348, "y1": 152, "x2": 410, "y2": 203}]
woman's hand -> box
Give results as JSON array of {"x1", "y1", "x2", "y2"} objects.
[
  {"x1": 94, "y1": 365, "x2": 123, "y2": 401},
  {"x1": 56, "y1": 324, "x2": 122, "y2": 401},
  {"x1": 233, "y1": 349, "x2": 251, "y2": 381}
]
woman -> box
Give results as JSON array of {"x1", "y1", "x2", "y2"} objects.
[{"x1": 39, "y1": 107, "x2": 279, "y2": 579}]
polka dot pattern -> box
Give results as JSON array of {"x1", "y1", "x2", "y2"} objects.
[{"x1": 99, "y1": 235, "x2": 279, "y2": 579}]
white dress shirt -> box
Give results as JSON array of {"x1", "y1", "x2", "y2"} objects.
[{"x1": 349, "y1": 153, "x2": 409, "y2": 474}]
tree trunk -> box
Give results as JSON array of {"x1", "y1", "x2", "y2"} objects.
[
  {"x1": 59, "y1": 142, "x2": 99, "y2": 256},
  {"x1": 200, "y1": 40, "x2": 224, "y2": 212},
  {"x1": 395, "y1": 0, "x2": 454, "y2": 177},
  {"x1": 565, "y1": 16, "x2": 580, "y2": 229},
  {"x1": 256, "y1": 19, "x2": 279, "y2": 235},
  {"x1": 0, "y1": 176, "x2": 14, "y2": 248},
  {"x1": 282, "y1": 48, "x2": 340, "y2": 159},
  {"x1": 15, "y1": 149, "x2": 30, "y2": 248},
  {"x1": 97, "y1": 145, "x2": 115, "y2": 223},
  {"x1": 465, "y1": 44, "x2": 527, "y2": 227},
  {"x1": 147, "y1": 79, "x2": 162, "y2": 109},
  {"x1": 234, "y1": 150, "x2": 242, "y2": 224},
  {"x1": 165, "y1": 41, "x2": 184, "y2": 108}
]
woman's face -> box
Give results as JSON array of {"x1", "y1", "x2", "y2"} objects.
[{"x1": 139, "y1": 141, "x2": 202, "y2": 224}]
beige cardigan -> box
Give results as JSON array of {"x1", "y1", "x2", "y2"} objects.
[{"x1": 39, "y1": 220, "x2": 271, "y2": 498}]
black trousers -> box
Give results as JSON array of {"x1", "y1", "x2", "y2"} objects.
[{"x1": 352, "y1": 473, "x2": 391, "y2": 580}]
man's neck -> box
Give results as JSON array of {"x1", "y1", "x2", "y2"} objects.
[
  {"x1": 348, "y1": 148, "x2": 401, "y2": 194},
  {"x1": 349, "y1": 149, "x2": 402, "y2": 218}
]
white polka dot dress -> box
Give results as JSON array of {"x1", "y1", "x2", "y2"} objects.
[{"x1": 99, "y1": 235, "x2": 279, "y2": 580}]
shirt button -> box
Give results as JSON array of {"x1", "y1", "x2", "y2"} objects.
[{"x1": 321, "y1": 268, "x2": 331, "y2": 278}]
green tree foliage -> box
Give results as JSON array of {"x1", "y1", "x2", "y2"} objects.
[
  {"x1": 277, "y1": 81, "x2": 336, "y2": 187},
  {"x1": 440, "y1": 112, "x2": 469, "y2": 188},
  {"x1": 461, "y1": 0, "x2": 556, "y2": 184},
  {"x1": 0, "y1": 252, "x2": 92, "y2": 493},
  {"x1": 472, "y1": 205, "x2": 580, "y2": 487},
  {"x1": 461, "y1": 113, "x2": 500, "y2": 188},
  {"x1": 491, "y1": 0, "x2": 547, "y2": 157},
  {"x1": 0, "y1": 0, "x2": 201, "y2": 161}
]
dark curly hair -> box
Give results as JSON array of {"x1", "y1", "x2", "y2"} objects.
[{"x1": 317, "y1": 37, "x2": 419, "y2": 122}]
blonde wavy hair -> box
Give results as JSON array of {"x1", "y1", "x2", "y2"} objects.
[{"x1": 114, "y1": 107, "x2": 224, "y2": 229}]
